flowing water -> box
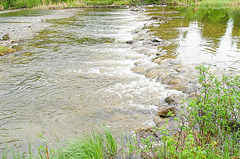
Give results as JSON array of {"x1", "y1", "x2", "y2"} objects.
[
  {"x1": 0, "y1": 6, "x2": 239, "y2": 154},
  {"x1": 0, "y1": 8, "x2": 179, "y2": 153}
]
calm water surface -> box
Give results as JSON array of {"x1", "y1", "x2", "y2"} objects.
[{"x1": 146, "y1": 6, "x2": 240, "y2": 72}]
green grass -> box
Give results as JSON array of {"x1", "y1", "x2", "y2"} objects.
[
  {"x1": 57, "y1": 126, "x2": 117, "y2": 159},
  {"x1": 163, "y1": 0, "x2": 240, "y2": 6},
  {"x1": 2, "y1": 126, "x2": 118, "y2": 159}
]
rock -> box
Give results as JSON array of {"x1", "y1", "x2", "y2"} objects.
[
  {"x1": 150, "y1": 16, "x2": 159, "y2": 20},
  {"x1": 141, "y1": 150, "x2": 158, "y2": 159},
  {"x1": 134, "y1": 126, "x2": 157, "y2": 139},
  {"x1": 153, "y1": 115, "x2": 180, "y2": 136},
  {"x1": 130, "y1": 7, "x2": 145, "y2": 12},
  {"x1": 151, "y1": 37, "x2": 162, "y2": 43},
  {"x1": 143, "y1": 39, "x2": 152, "y2": 45},
  {"x1": 126, "y1": 40, "x2": 133, "y2": 44},
  {"x1": 153, "y1": 115, "x2": 168, "y2": 127},
  {"x1": 165, "y1": 94, "x2": 179, "y2": 105},
  {"x1": 157, "y1": 106, "x2": 178, "y2": 117},
  {"x1": 131, "y1": 66, "x2": 147, "y2": 75},
  {"x1": 2, "y1": 33, "x2": 10, "y2": 41},
  {"x1": 153, "y1": 58, "x2": 161, "y2": 65},
  {"x1": 167, "y1": 84, "x2": 189, "y2": 93},
  {"x1": 168, "y1": 78, "x2": 184, "y2": 85},
  {"x1": 183, "y1": 87, "x2": 195, "y2": 94},
  {"x1": 145, "y1": 68, "x2": 163, "y2": 79},
  {"x1": 164, "y1": 58, "x2": 181, "y2": 65},
  {"x1": 0, "y1": 53, "x2": 5, "y2": 56},
  {"x1": 176, "y1": 67, "x2": 189, "y2": 74},
  {"x1": 189, "y1": 78, "x2": 199, "y2": 84},
  {"x1": 134, "y1": 60, "x2": 144, "y2": 66},
  {"x1": 138, "y1": 49, "x2": 148, "y2": 54}
]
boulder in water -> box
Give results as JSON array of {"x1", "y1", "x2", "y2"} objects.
[{"x1": 2, "y1": 33, "x2": 10, "y2": 41}]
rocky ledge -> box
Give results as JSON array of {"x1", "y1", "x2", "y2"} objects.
[{"x1": 128, "y1": 6, "x2": 202, "y2": 150}]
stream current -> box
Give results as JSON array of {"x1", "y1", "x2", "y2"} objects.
[
  {"x1": 0, "y1": 6, "x2": 239, "y2": 154},
  {"x1": 0, "y1": 8, "x2": 179, "y2": 152}
]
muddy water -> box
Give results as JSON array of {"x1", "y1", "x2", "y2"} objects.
[
  {"x1": 146, "y1": 6, "x2": 240, "y2": 72},
  {"x1": 0, "y1": 8, "x2": 179, "y2": 153}
]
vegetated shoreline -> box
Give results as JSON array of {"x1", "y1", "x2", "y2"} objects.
[{"x1": 1, "y1": 0, "x2": 240, "y2": 10}]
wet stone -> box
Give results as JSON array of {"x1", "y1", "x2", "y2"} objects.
[
  {"x1": 157, "y1": 106, "x2": 178, "y2": 117},
  {"x1": 131, "y1": 66, "x2": 147, "y2": 75},
  {"x1": 2, "y1": 33, "x2": 10, "y2": 41},
  {"x1": 126, "y1": 40, "x2": 133, "y2": 44},
  {"x1": 153, "y1": 58, "x2": 162, "y2": 64},
  {"x1": 165, "y1": 94, "x2": 179, "y2": 105}
]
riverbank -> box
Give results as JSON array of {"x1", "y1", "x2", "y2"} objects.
[
  {"x1": 1, "y1": 0, "x2": 240, "y2": 10},
  {"x1": 126, "y1": 6, "x2": 240, "y2": 158}
]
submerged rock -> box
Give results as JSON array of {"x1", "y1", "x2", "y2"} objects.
[
  {"x1": 126, "y1": 40, "x2": 133, "y2": 44},
  {"x1": 131, "y1": 66, "x2": 147, "y2": 75},
  {"x1": 2, "y1": 33, "x2": 10, "y2": 41}
]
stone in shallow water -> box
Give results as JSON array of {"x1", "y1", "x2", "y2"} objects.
[
  {"x1": 131, "y1": 66, "x2": 147, "y2": 75},
  {"x1": 164, "y1": 94, "x2": 179, "y2": 105},
  {"x1": 153, "y1": 58, "x2": 162, "y2": 65},
  {"x1": 2, "y1": 33, "x2": 10, "y2": 41}
]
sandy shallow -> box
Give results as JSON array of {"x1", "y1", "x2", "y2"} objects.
[{"x1": 0, "y1": 9, "x2": 78, "y2": 47}]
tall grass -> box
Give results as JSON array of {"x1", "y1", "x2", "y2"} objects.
[
  {"x1": 2, "y1": 126, "x2": 117, "y2": 159},
  {"x1": 164, "y1": 0, "x2": 240, "y2": 6},
  {"x1": 53, "y1": 126, "x2": 117, "y2": 159}
]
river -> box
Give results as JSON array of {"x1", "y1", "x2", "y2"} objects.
[{"x1": 0, "y1": 6, "x2": 239, "y2": 155}]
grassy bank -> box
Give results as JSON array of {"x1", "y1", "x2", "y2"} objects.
[
  {"x1": 0, "y1": 0, "x2": 240, "y2": 9},
  {"x1": 3, "y1": 66, "x2": 240, "y2": 158}
]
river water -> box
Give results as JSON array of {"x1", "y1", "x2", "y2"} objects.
[
  {"x1": 0, "y1": 6, "x2": 239, "y2": 154},
  {"x1": 0, "y1": 7, "x2": 180, "y2": 153}
]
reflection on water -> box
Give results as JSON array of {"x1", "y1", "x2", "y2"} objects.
[{"x1": 146, "y1": 6, "x2": 240, "y2": 72}]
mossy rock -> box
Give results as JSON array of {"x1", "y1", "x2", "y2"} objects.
[
  {"x1": 0, "y1": 45, "x2": 7, "y2": 52},
  {"x1": 0, "y1": 46, "x2": 17, "y2": 56},
  {"x1": 3, "y1": 48, "x2": 16, "y2": 54}
]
